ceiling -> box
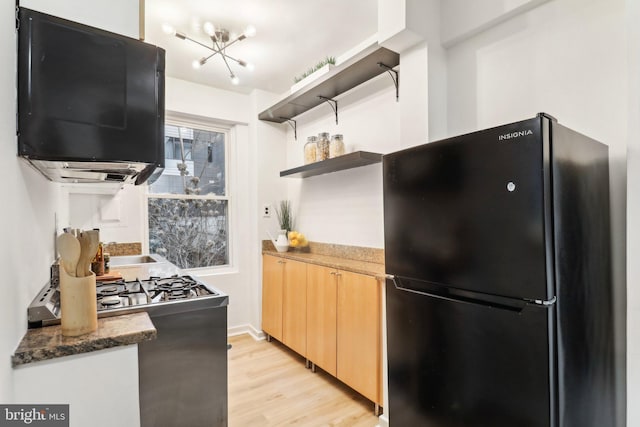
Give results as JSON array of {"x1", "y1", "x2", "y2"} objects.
[{"x1": 144, "y1": 0, "x2": 379, "y2": 95}]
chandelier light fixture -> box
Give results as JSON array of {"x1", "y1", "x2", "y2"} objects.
[{"x1": 163, "y1": 22, "x2": 256, "y2": 85}]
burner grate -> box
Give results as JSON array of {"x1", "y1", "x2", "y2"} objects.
[
  {"x1": 144, "y1": 275, "x2": 215, "y2": 303},
  {"x1": 96, "y1": 281, "x2": 126, "y2": 298},
  {"x1": 95, "y1": 275, "x2": 216, "y2": 309}
]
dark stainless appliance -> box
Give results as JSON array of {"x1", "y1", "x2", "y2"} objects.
[
  {"x1": 28, "y1": 267, "x2": 229, "y2": 427},
  {"x1": 17, "y1": 7, "x2": 165, "y2": 185},
  {"x1": 383, "y1": 113, "x2": 615, "y2": 426},
  {"x1": 95, "y1": 276, "x2": 220, "y2": 311}
]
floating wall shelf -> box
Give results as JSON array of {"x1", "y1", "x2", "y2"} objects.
[
  {"x1": 280, "y1": 151, "x2": 382, "y2": 178},
  {"x1": 258, "y1": 45, "x2": 400, "y2": 134}
]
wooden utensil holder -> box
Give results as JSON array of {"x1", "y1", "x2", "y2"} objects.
[{"x1": 60, "y1": 266, "x2": 98, "y2": 337}]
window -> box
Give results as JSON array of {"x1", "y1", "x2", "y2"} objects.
[{"x1": 147, "y1": 121, "x2": 230, "y2": 269}]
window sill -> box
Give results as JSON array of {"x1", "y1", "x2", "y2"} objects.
[{"x1": 183, "y1": 265, "x2": 239, "y2": 277}]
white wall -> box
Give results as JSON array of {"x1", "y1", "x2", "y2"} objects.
[
  {"x1": 280, "y1": 0, "x2": 457, "y2": 250},
  {"x1": 0, "y1": 1, "x2": 60, "y2": 402},
  {"x1": 20, "y1": 0, "x2": 139, "y2": 39},
  {"x1": 446, "y1": 0, "x2": 627, "y2": 424},
  {"x1": 282, "y1": 19, "x2": 449, "y2": 249},
  {"x1": 440, "y1": 0, "x2": 551, "y2": 47},
  {"x1": 165, "y1": 77, "x2": 252, "y2": 125},
  {"x1": 283, "y1": 75, "x2": 399, "y2": 248},
  {"x1": 378, "y1": 0, "x2": 430, "y2": 53},
  {"x1": 62, "y1": 185, "x2": 146, "y2": 244},
  {"x1": 252, "y1": 89, "x2": 288, "y2": 331},
  {"x1": 277, "y1": 34, "x2": 437, "y2": 249}
]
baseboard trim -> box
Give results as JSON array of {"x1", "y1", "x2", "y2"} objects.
[{"x1": 228, "y1": 324, "x2": 266, "y2": 341}]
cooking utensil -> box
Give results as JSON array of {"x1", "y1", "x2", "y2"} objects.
[
  {"x1": 56, "y1": 233, "x2": 80, "y2": 277},
  {"x1": 57, "y1": 233, "x2": 80, "y2": 277},
  {"x1": 76, "y1": 230, "x2": 99, "y2": 277}
]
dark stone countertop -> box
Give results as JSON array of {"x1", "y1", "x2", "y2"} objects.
[{"x1": 12, "y1": 312, "x2": 156, "y2": 367}]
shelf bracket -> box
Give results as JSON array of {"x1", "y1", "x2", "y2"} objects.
[
  {"x1": 318, "y1": 95, "x2": 338, "y2": 124},
  {"x1": 280, "y1": 117, "x2": 297, "y2": 140},
  {"x1": 378, "y1": 62, "x2": 399, "y2": 102}
]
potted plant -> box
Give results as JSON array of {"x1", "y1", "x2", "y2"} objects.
[
  {"x1": 291, "y1": 56, "x2": 336, "y2": 93},
  {"x1": 275, "y1": 200, "x2": 294, "y2": 232}
]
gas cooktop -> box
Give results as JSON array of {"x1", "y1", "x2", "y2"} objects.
[
  {"x1": 27, "y1": 273, "x2": 226, "y2": 328},
  {"x1": 96, "y1": 275, "x2": 217, "y2": 311}
]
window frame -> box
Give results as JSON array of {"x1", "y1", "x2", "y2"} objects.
[{"x1": 144, "y1": 112, "x2": 237, "y2": 275}]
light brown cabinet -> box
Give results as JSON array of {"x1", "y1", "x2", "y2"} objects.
[
  {"x1": 305, "y1": 264, "x2": 382, "y2": 406},
  {"x1": 262, "y1": 254, "x2": 382, "y2": 408},
  {"x1": 261, "y1": 255, "x2": 284, "y2": 341},
  {"x1": 282, "y1": 258, "x2": 307, "y2": 356},
  {"x1": 337, "y1": 270, "x2": 381, "y2": 405},
  {"x1": 261, "y1": 254, "x2": 307, "y2": 357},
  {"x1": 306, "y1": 264, "x2": 338, "y2": 376}
]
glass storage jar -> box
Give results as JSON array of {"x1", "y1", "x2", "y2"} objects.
[
  {"x1": 103, "y1": 252, "x2": 110, "y2": 273},
  {"x1": 304, "y1": 136, "x2": 318, "y2": 164},
  {"x1": 317, "y1": 132, "x2": 330, "y2": 161},
  {"x1": 329, "y1": 134, "x2": 345, "y2": 158}
]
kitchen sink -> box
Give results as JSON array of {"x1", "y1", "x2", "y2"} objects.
[{"x1": 109, "y1": 254, "x2": 162, "y2": 266}]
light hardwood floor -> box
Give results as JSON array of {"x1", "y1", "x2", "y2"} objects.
[{"x1": 228, "y1": 334, "x2": 380, "y2": 427}]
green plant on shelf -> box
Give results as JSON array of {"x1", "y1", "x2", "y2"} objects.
[{"x1": 293, "y1": 56, "x2": 336, "y2": 83}]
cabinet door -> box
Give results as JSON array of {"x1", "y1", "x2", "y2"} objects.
[
  {"x1": 262, "y1": 255, "x2": 283, "y2": 341},
  {"x1": 306, "y1": 264, "x2": 337, "y2": 376},
  {"x1": 282, "y1": 259, "x2": 307, "y2": 357},
  {"x1": 337, "y1": 270, "x2": 381, "y2": 404}
]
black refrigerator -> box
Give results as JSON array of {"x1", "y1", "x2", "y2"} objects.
[{"x1": 383, "y1": 113, "x2": 615, "y2": 427}]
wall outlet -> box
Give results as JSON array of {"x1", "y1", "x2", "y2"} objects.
[{"x1": 262, "y1": 204, "x2": 272, "y2": 218}]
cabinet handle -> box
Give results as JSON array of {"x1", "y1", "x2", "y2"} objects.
[
  {"x1": 278, "y1": 260, "x2": 286, "y2": 264},
  {"x1": 330, "y1": 271, "x2": 336, "y2": 275}
]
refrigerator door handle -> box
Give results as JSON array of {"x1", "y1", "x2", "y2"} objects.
[
  {"x1": 385, "y1": 274, "x2": 529, "y2": 312},
  {"x1": 527, "y1": 296, "x2": 557, "y2": 306}
]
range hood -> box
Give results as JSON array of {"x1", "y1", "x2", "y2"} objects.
[
  {"x1": 16, "y1": 8, "x2": 165, "y2": 186},
  {"x1": 23, "y1": 160, "x2": 163, "y2": 186}
]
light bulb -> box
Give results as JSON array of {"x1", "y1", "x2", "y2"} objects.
[
  {"x1": 230, "y1": 75, "x2": 240, "y2": 85},
  {"x1": 203, "y1": 22, "x2": 215, "y2": 36},
  {"x1": 161, "y1": 23, "x2": 175, "y2": 36},
  {"x1": 192, "y1": 59, "x2": 202, "y2": 69},
  {"x1": 244, "y1": 25, "x2": 256, "y2": 37},
  {"x1": 237, "y1": 60, "x2": 254, "y2": 71}
]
